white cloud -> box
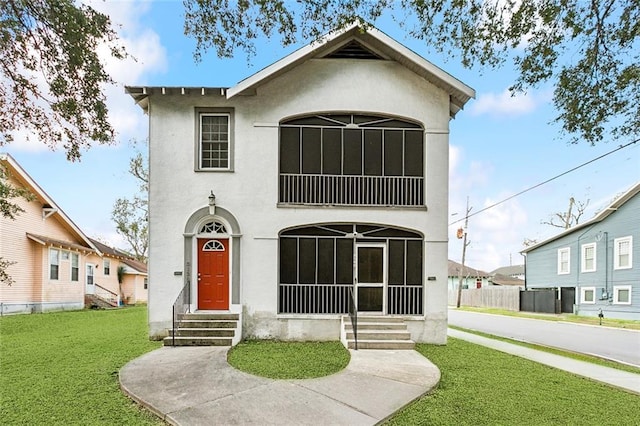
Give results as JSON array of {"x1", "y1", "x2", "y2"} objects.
[
  {"x1": 469, "y1": 88, "x2": 539, "y2": 117},
  {"x1": 449, "y1": 193, "x2": 531, "y2": 271}
]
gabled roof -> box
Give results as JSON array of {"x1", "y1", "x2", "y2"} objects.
[
  {"x1": 1, "y1": 153, "x2": 99, "y2": 254},
  {"x1": 121, "y1": 258, "x2": 148, "y2": 274},
  {"x1": 522, "y1": 181, "x2": 640, "y2": 253},
  {"x1": 447, "y1": 260, "x2": 491, "y2": 278},
  {"x1": 88, "y1": 238, "x2": 147, "y2": 274},
  {"x1": 126, "y1": 23, "x2": 475, "y2": 118},
  {"x1": 89, "y1": 237, "x2": 132, "y2": 259},
  {"x1": 489, "y1": 273, "x2": 525, "y2": 287},
  {"x1": 227, "y1": 23, "x2": 475, "y2": 118},
  {"x1": 27, "y1": 233, "x2": 96, "y2": 253},
  {"x1": 490, "y1": 265, "x2": 525, "y2": 276}
]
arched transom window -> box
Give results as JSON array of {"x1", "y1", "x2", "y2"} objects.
[
  {"x1": 279, "y1": 113, "x2": 424, "y2": 206},
  {"x1": 199, "y1": 220, "x2": 227, "y2": 234},
  {"x1": 202, "y1": 240, "x2": 225, "y2": 251}
]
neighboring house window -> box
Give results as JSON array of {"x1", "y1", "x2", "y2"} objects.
[
  {"x1": 476, "y1": 278, "x2": 482, "y2": 289},
  {"x1": 279, "y1": 113, "x2": 424, "y2": 206},
  {"x1": 581, "y1": 243, "x2": 596, "y2": 273},
  {"x1": 103, "y1": 259, "x2": 111, "y2": 275},
  {"x1": 198, "y1": 112, "x2": 232, "y2": 170},
  {"x1": 557, "y1": 247, "x2": 570, "y2": 274},
  {"x1": 71, "y1": 253, "x2": 79, "y2": 282},
  {"x1": 581, "y1": 287, "x2": 596, "y2": 304},
  {"x1": 614, "y1": 236, "x2": 632, "y2": 269},
  {"x1": 144, "y1": 278, "x2": 148, "y2": 289},
  {"x1": 86, "y1": 265, "x2": 94, "y2": 286},
  {"x1": 49, "y1": 248, "x2": 60, "y2": 280},
  {"x1": 613, "y1": 286, "x2": 632, "y2": 305}
]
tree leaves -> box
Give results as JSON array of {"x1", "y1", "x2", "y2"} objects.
[
  {"x1": 182, "y1": 0, "x2": 639, "y2": 145},
  {"x1": 0, "y1": 0, "x2": 125, "y2": 161},
  {"x1": 111, "y1": 150, "x2": 148, "y2": 262}
]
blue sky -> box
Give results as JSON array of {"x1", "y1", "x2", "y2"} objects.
[{"x1": 6, "y1": 1, "x2": 639, "y2": 272}]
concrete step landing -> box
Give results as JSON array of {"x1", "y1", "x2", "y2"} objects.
[
  {"x1": 163, "y1": 312, "x2": 239, "y2": 347},
  {"x1": 343, "y1": 315, "x2": 415, "y2": 350}
]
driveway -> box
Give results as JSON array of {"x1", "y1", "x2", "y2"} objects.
[{"x1": 448, "y1": 308, "x2": 640, "y2": 367}]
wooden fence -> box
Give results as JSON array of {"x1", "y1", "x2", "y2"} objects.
[{"x1": 448, "y1": 287, "x2": 521, "y2": 311}]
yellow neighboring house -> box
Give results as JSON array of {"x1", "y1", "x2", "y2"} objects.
[
  {"x1": 0, "y1": 153, "x2": 147, "y2": 314},
  {"x1": 87, "y1": 238, "x2": 148, "y2": 306}
]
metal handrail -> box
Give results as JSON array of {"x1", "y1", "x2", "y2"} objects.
[
  {"x1": 348, "y1": 286, "x2": 358, "y2": 350},
  {"x1": 171, "y1": 280, "x2": 190, "y2": 346},
  {"x1": 94, "y1": 284, "x2": 120, "y2": 307}
]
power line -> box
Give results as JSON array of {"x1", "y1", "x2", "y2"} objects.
[{"x1": 449, "y1": 138, "x2": 639, "y2": 226}]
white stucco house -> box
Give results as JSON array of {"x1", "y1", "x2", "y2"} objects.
[{"x1": 127, "y1": 24, "x2": 474, "y2": 345}]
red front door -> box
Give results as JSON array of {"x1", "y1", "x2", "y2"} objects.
[{"x1": 197, "y1": 239, "x2": 229, "y2": 310}]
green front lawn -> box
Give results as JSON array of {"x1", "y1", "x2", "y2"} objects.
[
  {"x1": 0, "y1": 306, "x2": 162, "y2": 425},
  {"x1": 227, "y1": 340, "x2": 350, "y2": 379},
  {"x1": 386, "y1": 339, "x2": 640, "y2": 425},
  {"x1": 2, "y1": 307, "x2": 638, "y2": 425}
]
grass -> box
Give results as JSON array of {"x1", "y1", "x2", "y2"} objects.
[
  {"x1": 0, "y1": 306, "x2": 162, "y2": 425},
  {"x1": 458, "y1": 306, "x2": 640, "y2": 330},
  {"x1": 227, "y1": 340, "x2": 350, "y2": 379},
  {"x1": 2, "y1": 307, "x2": 638, "y2": 425},
  {"x1": 385, "y1": 338, "x2": 640, "y2": 426},
  {"x1": 449, "y1": 325, "x2": 640, "y2": 374}
]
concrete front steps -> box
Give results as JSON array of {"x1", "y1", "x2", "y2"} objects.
[
  {"x1": 163, "y1": 313, "x2": 239, "y2": 346},
  {"x1": 343, "y1": 315, "x2": 415, "y2": 350}
]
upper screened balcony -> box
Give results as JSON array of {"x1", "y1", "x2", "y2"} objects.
[{"x1": 279, "y1": 113, "x2": 424, "y2": 207}]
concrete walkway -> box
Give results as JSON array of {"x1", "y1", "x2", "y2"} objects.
[
  {"x1": 448, "y1": 328, "x2": 640, "y2": 395},
  {"x1": 120, "y1": 347, "x2": 440, "y2": 426}
]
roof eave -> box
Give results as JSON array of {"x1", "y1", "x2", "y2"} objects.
[
  {"x1": 226, "y1": 25, "x2": 475, "y2": 117},
  {"x1": 522, "y1": 181, "x2": 640, "y2": 253}
]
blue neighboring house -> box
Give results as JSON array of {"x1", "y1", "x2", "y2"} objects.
[{"x1": 521, "y1": 182, "x2": 640, "y2": 320}]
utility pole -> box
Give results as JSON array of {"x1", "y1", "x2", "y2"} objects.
[{"x1": 456, "y1": 197, "x2": 472, "y2": 308}]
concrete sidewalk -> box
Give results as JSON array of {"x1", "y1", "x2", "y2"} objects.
[
  {"x1": 448, "y1": 328, "x2": 640, "y2": 395},
  {"x1": 120, "y1": 347, "x2": 440, "y2": 426}
]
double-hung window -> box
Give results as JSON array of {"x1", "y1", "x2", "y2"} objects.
[
  {"x1": 557, "y1": 247, "x2": 570, "y2": 275},
  {"x1": 581, "y1": 243, "x2": 596, "y2": 272},
  {"x1": 614, "y1": 236, "x2": 632, "y2": 269},
  {"x1": 198, "y1": 110, "x2": 233, "y2": 171},
  {"x1": 49, "y1": 248, "x2": 60, "y2": 280},
  {"x1": 103, "y1": 259, "x2": 111, "y2": 275},
  {"x1": 71, "y1": 253, "x2": 79, "y2": 282}
]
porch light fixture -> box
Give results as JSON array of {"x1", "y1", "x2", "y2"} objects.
[{"x1": 208, "y1": 190, "x2": 216, "y2": 215}]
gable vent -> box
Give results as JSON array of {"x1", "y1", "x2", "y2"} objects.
[{"x1": 324, "y1": 41, "x2": 384, "y2": 60}]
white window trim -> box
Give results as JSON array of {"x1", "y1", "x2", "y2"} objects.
[
  {"x1": 103, "y1": 259, "x2": 111, "y2": 275},
  {"x1": 614, "y1": 236, "x2": 633, "y2": 270},
  {"x1": 613, "y1": 285, "x2": 632, "y2": 305},
  {"x1": 49, "y1": 248, "x2": 60, "y2": 280},
  {"x1": 557, "y1": 247, "x2": 570, "y2": 275},
  {"x1": 581, "y1": 242, "x2": 597, "y2": 273},
  {"x1": 581, "y1": 286, "x2": 596, "y2": 304},
  {"x1": 196, "y1": 108, "x2": 234, "y2": 172}
]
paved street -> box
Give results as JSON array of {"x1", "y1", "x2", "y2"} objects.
[{"x1": 448, "y1": 308, "x2": 640, "y2": 367}]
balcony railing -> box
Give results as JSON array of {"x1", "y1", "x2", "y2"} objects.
[
  {"x1": 279, "y1": 284, "x2": 351, "y2": 314},
  {"x1": 279, "y1": 174, "x2": 424, "y2": 206},
  {"x1": 388, "y1": 285, "x2": 423, "y2": 315},
  {"x1": 278, "y1": 284, "x2": 423, "y2": 315}
]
